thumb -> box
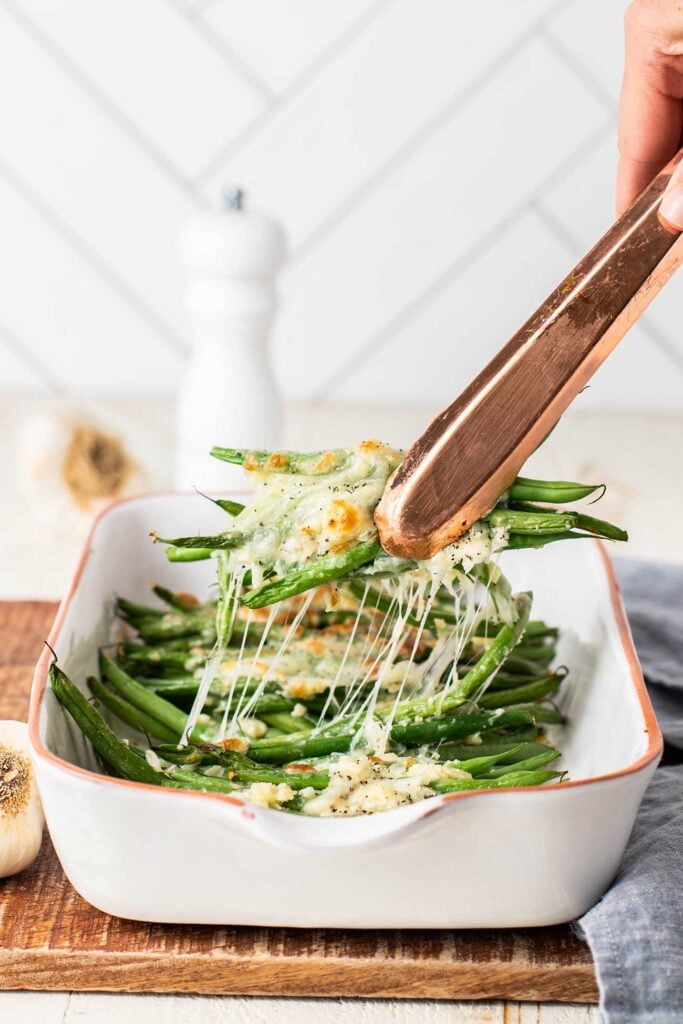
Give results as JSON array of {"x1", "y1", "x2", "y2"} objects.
[{"x1": 658, "y1": 155, "x2": 683, "y2": 232}]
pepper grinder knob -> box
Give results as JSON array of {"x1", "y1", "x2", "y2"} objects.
[{"x1": 175, "y1": 189, "x2": 286, "y2": 491}]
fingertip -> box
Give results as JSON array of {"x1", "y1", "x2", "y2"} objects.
[
  {"x1": 658, "y1": 210, "x2": 683, "y2": 235},
  {"x1": 659, "y1": 188, "x2": 683, "y2": 233}
]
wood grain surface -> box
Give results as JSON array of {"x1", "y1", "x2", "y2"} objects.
[{"x1": 0, "y1": 601, "x2": 598, "y2": 1002}]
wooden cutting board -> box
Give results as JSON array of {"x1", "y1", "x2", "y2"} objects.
[{"x1": 0, "y1": 601, "x2": 598, "y2": 1002}]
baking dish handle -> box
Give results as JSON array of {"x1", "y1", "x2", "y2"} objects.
[{"x1": 235, "y1": 796, "x2": 445, "y2": 853}]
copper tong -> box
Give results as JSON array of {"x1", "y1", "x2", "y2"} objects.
[{"x1": 375, "y1": 152, "x2": 683, "y2": 560}]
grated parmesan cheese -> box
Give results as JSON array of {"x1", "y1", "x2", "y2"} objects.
[
  {"x1": 243, "y1": 782, "x2": 295, "y2": 809},
  {"x1": 301, "y1": 754, "x2": 470, "y2": 818}
]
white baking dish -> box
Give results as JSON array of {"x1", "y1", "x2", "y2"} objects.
[{"x1": 29, "y1": 493, "x2": 661, "y2": 928}]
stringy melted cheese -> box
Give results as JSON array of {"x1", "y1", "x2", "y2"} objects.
[
  {"x1": 181, "y1": 440, "x2": 516, "y2": 800},
  {"x1": 215, "y1": 621, "x2": 428, "y2": 697}
]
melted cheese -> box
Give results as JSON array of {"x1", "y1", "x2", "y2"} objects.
[
  {"x1": 231, "y1": 440, "x2": 402, "y2": 577},
  {"x1": 243, "y1": 782, "x2": 295, "y2": 809},
  {"x1": 301, "y1": 753, "x2": 469, "y2": 817}
]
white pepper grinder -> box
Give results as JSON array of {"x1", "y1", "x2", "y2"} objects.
[{"x1": 175, "y1": 188, "x2": 286, "y2": 490}]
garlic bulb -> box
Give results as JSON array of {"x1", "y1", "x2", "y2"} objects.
[
  {"x1": 17, "y1": 400, "x2": 147, "y2": 534},
  {"x1": 0, "y1": 721, "x2": 44, "y2": 877}
]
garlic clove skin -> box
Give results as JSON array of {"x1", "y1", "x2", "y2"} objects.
[{"x1": 0, "y1": 721, "x2": 45, "y2": 878}]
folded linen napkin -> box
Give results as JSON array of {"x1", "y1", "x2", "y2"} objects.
[{"x1": 576, "y1": 559, "x2": 683, "y2": 1024}]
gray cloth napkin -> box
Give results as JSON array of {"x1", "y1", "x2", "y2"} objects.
[{"x1": 576, "y1": 559, "x2": 683, "y2": 1024}]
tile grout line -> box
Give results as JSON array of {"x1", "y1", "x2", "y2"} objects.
[
  {"x1": 533, "y1": 200, "x2": 683, "y2": 374},
  {"x1": 288, "y1": 23, "x2": 553, "y2": 266},
  {"x1": 312, "y1": 122, "x2": 611, "y2": 403},
  {"x1": 537, "y1": 21, "x2": 618, "y2": 114},
  {"x1": 0, "y1": 0, "x2": 205, "y2": 204},
  {"x1": 186, "y1": 0, "x2": 218, "y2": 17},
  {"x1": 194, "y1": 0, "x2": 569, "y2": 194},
  {"x1": 192, "y1": 0, "x2": 398, "y2": 186},
  {"x1": 0, "y1": 321, "x2": 64, "y2": 393},
  {"x1": 165, "y1": 0, "x2": 276, "y2": 103},
  {"x1": 0, "y1": 153, "x2": 189, "y2": 358}
]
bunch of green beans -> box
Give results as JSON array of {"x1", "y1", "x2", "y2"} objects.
[
  {"x1": 50, "y1": 575, "x2": 568, "y2": 809},
  {"x1": 153, "y1": 444, "x2": 626, "y2": 610},
  {"x1": 49, "y1": 439, "x2": 629, "y2": 814}
]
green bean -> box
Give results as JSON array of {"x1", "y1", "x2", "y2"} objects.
[
  {"x1": 524, "y1": 621, "x2": 560, "y2": 639},
  {"x1": 389, "y1": 708, "x2": 534, "y2": 749},
  {"x1": 116, "y1": 597, "x2": 166, "y2": 620},
  {"x1": 162, "y1": 768, "x2": 236, "y2": 794},
  {"x1": 482, "y1": 724, "x2": 542, "y2": 744},
  {"x1": 151, "y1": 585, "x2": 203, "y2": 612},
  {"x1": 512, "y1": 703, "x2": 565, "y2": 725},
  {"x1": 165, "y1": 546, "x2": 213, "y2": 562},
  {"x1": 140, "y1": 675, "x2": 198, "y2": 700},
  {"x1": 500, "y1": 656, "x2": 550, "y2": 677},
  {"x1": 88, "y1": 677, "x2": 180, "y2": 742},
  {"x1": 50, "y1": 664, "x2": 160, "y2": 784},
  {"x1": 485, "y1": 671, "x2": 542, "y2": 690},
  {"x1": 127, "y1": 613, "x2": 215, "y2": 644},
  {"x1": 202, "y1": 748, "x2": 328, "y2": 790},
  {"x1": 508, "y1": 477, "x2": 605, "y2": 503},
  {"x1": 485, "y1": 749, "x2": 561, "y2": 777},
  {"x1": 438, "y1": 740, "x2": 552, "y2": 763},
  {"x1": 489, "y1": 508, "x2": 579, "y2": 534},
  {"x1": 446, "y1": 745, "x2": 523, "y2": 776},
  {"x1": 248, "y1": 733, "x2": 354, "y2": 763},
  {"x1": 510, "y1": 502, "x2": 627, "y2": 542},
  {"x1": 393, "y1": 592, "x2": 532, "y2": 720},
  {"x1": 100, "y1": 652, "x2": 205, "y2": 741},
  {"x1": 121, "y1": 645, "x2": 204, "y2": 671},
  {"x1": 210, "y1": 446, "x2": 351, "y2": 475},
  {"x1": 154, "y1": 531, "x2": 243, "y2": 551},
  {"x1": 242, "y1": 541, "x2": 382, "y2": 609},
  {"x1": 260, "y1": 711, "x2": 313, "y2": 734},
  {"x1": 478, "y1": 673, "x2": 564, "y2": 709},
  {"x1": 573, "y1": 512, "x2": 628, "y2": 543},
  {"x1": 430, "y1": 769, "x2": 564, "y2": 793},
  {"x1": 215, "y1": 498, "x2": 245, "y2": 516},
  {"x1": 193, "y1": 487, "x2": 246, "y2": 517},
  {"x1": 152, "y1": 744, "x2": 204, "y2": 766},
  {"x1": 504, "y1": 532, "x2": 588, "y2": 550},
  {"x1": 511, "y1": 645, "x2": 556, "y2": 664}
]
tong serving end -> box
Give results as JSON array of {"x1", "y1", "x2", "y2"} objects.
[{"x1": 375, "y1": 153, "x2": 683, "y2": 561}]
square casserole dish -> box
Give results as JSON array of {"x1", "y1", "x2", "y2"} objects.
[{"x1": 29, "y1": 493, "x2": 662, "y2": 928}]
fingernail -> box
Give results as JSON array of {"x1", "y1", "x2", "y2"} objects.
[{"x1": 659, "y1": 188, "x2": 683, "y2": 232}]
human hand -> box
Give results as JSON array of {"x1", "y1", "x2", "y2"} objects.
[{"x1": 618, "y1": 0, "x2": 683, "y2": 228}]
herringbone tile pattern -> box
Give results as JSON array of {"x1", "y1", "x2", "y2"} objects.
[{"x1": 0, "y1": 0, "x2": 680, "y2": 408}]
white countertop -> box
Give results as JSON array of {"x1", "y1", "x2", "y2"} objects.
[
  {"x1": 0, "y1": 992, "x2": 602, "y2": 1023},
  {"x1": 3, "y1": 396, "x2": 679, "y2": 1023}
]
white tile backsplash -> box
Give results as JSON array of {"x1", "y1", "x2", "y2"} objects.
[
  {"x1": 331, "y1": 211, "x2": 575, "y2": 405},
  {"x1": 0, "y1": 7, "x2": 195, "y2": 340},
  {"x1": 0, "y1": 175, "x2": 184, "y2": 393},
  {"x1": 272, "y1": 38, "x2": 605, "y2": 396},
  {"x1": 14, "y1": 0, "x2": 266, "y2": 178},
  {"x1": 203, "y1": 0, "x2": 552, "y2": 251},
  {"x1": 0, "y1": 0, "x2": 681, "y2": 409},
  {"x1": 204, "y1": 0, "x2": 371, "y2": 92},
  {"x1": 548, "y1": 0, "x2": 626, "y2": 102},
  {"x1": 0, "y1": 326, "x2": 53, "y2": 393}
]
